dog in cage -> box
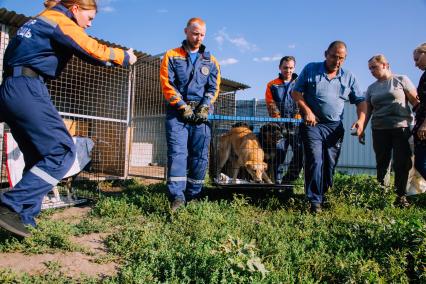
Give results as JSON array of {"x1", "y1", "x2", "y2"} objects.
[
  {"x1": 258, "y1": 123, "x2": 283, "y2": 183},
  {"x1": 217, "y1": 123, "x2": 273, "y2": 184}
]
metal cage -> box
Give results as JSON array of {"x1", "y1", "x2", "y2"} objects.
[{"x1": 209, "y1": 99, "x2": 303, "y2": 190}]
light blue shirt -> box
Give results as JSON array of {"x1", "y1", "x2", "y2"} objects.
[
  {"x1": 293, "y1": 61, "x2": 364, "y2": 122},
  {"x1": 189, "y1": 51, "x2": 198, "y2": 65}
]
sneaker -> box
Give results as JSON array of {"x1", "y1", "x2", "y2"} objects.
[
  {"x1": 396, "y1": 196, "x2": 410, "y2": 208},
  {"x1": 0, "y1": 205, "x2": 30, "y2": 238},
  {"x1": 310, "y1": 203, "x2": 322, "y2": 214},
  {"x1": 170, "y1": 199, "x2": 185, "y2": 212}
]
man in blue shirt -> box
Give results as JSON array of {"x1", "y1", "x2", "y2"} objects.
[{"x1": 292, "y1": 41, "x2": 367, "y2": 213}]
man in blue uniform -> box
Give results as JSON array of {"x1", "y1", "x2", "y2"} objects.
[
  {"x1": 291, "y1": 41, "x2": 367, "y2": 213},
  {"x1": 160, "y1": 17, "x2": 221, "y2": 211}
]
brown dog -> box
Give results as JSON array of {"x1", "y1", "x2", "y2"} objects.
[
  {"x1": 259, "y1": 123, "x2": 283, "y2": 183},
  {"x1": 217, "y1": 125, "x2": 272, "y2": 184}
]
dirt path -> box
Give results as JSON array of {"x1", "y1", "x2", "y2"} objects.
[{"x1": 0, "y1": 206, "x2": 119, "y2": 279}]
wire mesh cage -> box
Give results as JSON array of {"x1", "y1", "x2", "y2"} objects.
[
  {"x1": 210, "y1": 99, "x2": 303, "y2": 189},
  {"x1": 0, "y1": 53, "x2": 131, "y2": 207},
  {"x1": 0, "y1": 18, "x2": 133, "y2": 206},
  {"x1": 128, "y1": 55, "x2": 167, "y2": 180}
]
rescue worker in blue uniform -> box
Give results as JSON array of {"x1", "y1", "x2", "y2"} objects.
[
  {"x1": 292, "y1": 41, "x2": 366, "y2": 213},
  {"x1": 160, "y1": 17, "x2": 221, "y2": 212},
  {"x1": 0, "y1": 0, "x2": 137, "y2": 237},
  {"x1": 265, "y1": 56, "x2": 303, "y2": 184}
]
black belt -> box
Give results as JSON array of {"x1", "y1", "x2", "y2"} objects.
[{"x1": 3, "y1": 66, "x2": 44, "y2": 81}]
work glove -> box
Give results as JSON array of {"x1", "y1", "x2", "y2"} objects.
[
  {"x1": 194, "y1": 104, "x2": 209, "y2": 124},
  {"x1": 127, "y1": 48, "x2": 137, "y2": 65},
  {"x1": 179, "y1": 105, "x2": 196, "y2": 123}
]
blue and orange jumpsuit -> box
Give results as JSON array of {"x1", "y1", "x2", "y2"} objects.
[
  {"x1": 265, "y1": 73, "x2": 303, "y2": 182},
  {"x1": 0, "y1": 4, "x2": 129, "y2": 226},
  {"x1": 160, "y1": 41, "x2": 221, "y2": 202}
]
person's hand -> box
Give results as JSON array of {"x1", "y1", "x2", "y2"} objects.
[
  {"x1": 417, "y1": 120, "x2": 426, "y2": 140},
  {"x1": 194, "y1": 104, "x2": 209, "y2": 124},
  {"x1": 179, "y1": 105, "x2": 196, "y2": 123},
  {"x1": 127, "y1": 48, "x2": 137, "y2": 65},
  {"x1": 304, "y1": 110, "x2": 317, "y2": 126},
  {"x1": 351, "y1": 120, "x2": 365, "y2": 137}
]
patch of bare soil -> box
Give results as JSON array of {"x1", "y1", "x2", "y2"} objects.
[
  {"x1": 48, "y1": 206, "x2": 92, "y2": 224},
  {"x1": 0, "y1": 206, "x2": 119, "y2": 279},
  {"x1": 138, "y1": 177, "x2": 164, "y2": 185}
]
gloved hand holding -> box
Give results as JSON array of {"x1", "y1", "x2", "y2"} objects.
[
  {"x1": 194, "y1": 104, "x2": 209, "y2": 124},
  {"x1": 179, "y1": 105, "x2": 196, "y2": 123},
  {"x1": 127, "y1": 48, "x2": 137, "y2": 65}
]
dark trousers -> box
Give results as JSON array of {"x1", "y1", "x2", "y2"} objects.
[
  {"x1": 0, "y1": 76, "x2": 76, "y2": 226},
  {"x1": 165, "y1": 110, "x2": 211, "y2": 202},
  {"x1": 372, "y1": 128, "x2": 412, "y2": 196},
  {"x1": 276, "y1": 132, "x2": 304, "y2": 182},
  {"x1": 301, "y1": 121, "x2": 344, "y2": 205}
]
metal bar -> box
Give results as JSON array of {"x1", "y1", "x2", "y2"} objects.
[
  {"x1": 59, "y1": 112, "x2": 127, "y2": 124},
  {"x1": 124, "y1": 65, "x2": 135, "y2": 178},
  {"x1": 208, "y1": 115, "x2": 303, "y2": 123}
]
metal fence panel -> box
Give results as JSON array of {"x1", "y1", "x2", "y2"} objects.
[
  {"x1": 339, "y1": 101, "x2": 376, "y2": 174},
  {"x1": 127, "y1": 56, "x2": 166, "y2": 180}
]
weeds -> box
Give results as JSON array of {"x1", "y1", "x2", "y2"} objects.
[{"x1": 0, "y1": 174, "x2": 425, "y2": 283}]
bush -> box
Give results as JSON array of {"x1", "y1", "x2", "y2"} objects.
[{"x1": 330, "y1": 173, "x2": 396, "y2": 209}]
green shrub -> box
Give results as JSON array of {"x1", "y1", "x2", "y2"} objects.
[{"x1": 330, "y1": 173, "x2": 395, "y2": 209}]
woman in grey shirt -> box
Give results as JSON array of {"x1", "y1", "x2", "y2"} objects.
[{"x1": 363, "y1": 54, "x2": 419, "y2": 207}]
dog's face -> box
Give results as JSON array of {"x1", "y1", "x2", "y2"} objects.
[
  {"x1": 245, "y1": 161, "x2": 268, "y2": 183},
  {"x1": 260, "y1": 123, "x2": 283, "y2": 146}
]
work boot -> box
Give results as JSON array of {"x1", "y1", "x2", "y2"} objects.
[
  {"x1": 170, "y1": 199, "x2": 185, "y2": 213},
  {"x1": 310, "y1": 203, "x2": 322, "y2": 214},
  {"x1": 0, "y1": 205, "x2": 30, "y2": 238}
]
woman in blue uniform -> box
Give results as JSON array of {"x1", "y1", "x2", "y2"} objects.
[{"x1": 0, "y1": 0, "x2": 137, "y2": 237}]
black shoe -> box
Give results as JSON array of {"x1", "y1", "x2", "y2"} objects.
[
  {"x1": 170, "y1": 199, "x2": 185, "y2": 212},
  {"x1": 0, "y1": 205, "x2": 30, "y2": 238},
  {"x1": 310, "y1": 203, "x2": 322, "y2": 214},
  {"x1": 396, "y1": 196, "x2": 410, "y2": 208}
]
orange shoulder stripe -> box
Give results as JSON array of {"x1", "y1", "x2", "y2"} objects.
[
  {"x1": 160, "y1": 49, "x2": 183, "y2": 107},
  {"x1": 210, "y1": 55, "x2": 221, "y2": 104},
  {"x1": 40, "y1": 9, "x2": 126, "y2": 66},
  {"x1": 265, "y1": 78, "x2": 280, "y2": 118}
]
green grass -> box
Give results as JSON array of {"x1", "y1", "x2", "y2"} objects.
[{"x1": 0, "y1": 174, "x2": 425, "y2": 283}]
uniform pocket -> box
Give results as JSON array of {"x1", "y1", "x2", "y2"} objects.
[{"x1": 339, "y1": 85, "x2": 351, "y2": 100}]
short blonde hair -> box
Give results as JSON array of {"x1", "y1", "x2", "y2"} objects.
[
  {"x1": 368, "y1": 54, "x2": 389, "y2": 65},
  {"x1": 414, "y1": 43, "x2": 426, "y2": 54}
]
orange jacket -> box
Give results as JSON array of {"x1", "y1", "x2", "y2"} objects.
[
  {"x1": 4, "y1": 4, "x2": 129, "y2": 79},
  {"x1": 265, "y1": 74, "x2": 298, "y2": 118}
]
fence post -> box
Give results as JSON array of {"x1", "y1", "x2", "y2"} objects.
[{"x1": 124, "y1": 64, "x2": 136, "y2": 179}]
